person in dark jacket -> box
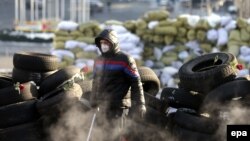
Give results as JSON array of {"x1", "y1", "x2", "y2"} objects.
[{"x1": 90, "y1": 29, "x2": 146, "y2": 138}]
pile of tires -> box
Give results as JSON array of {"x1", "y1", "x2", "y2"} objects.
[
  {"x1": 155, "y1": 52, "x2": 249, "y2": 140},
  {"x1": 0, "y1": 52, "x2": 91, "y2": 141}
]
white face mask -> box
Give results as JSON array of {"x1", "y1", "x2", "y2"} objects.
[{"x1": 101, "y1": 44, "x2": 110, "y2": 53}]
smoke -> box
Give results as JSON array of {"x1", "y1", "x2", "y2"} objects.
[
  {"x1": 212, "y1": 100, "x2": 250, "y2": 140},
  {"x1": 42, "y1": 98, "x2": 177, "y2": 141}
]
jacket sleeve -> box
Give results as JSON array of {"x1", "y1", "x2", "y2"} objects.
[{"x1": 125, "y1": 56, "x2": 145, "y2": 105}]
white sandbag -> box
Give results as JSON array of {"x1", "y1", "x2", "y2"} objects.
[
  {"x1": 237, "y1": 69, "x2": 249, "y2": 77},
  {"x1": 128, "y1": 47, "x2": 143, "y2": 55},
  {"x1": 154, "y1": 47, "x2": 163, "y2": 61},
  {"x1": 84, "y1": 44, "x2": 99, "y2": 52},
  {"x1": 57, "y1": 21, "x2": 79, "y2": 31},
  {"x1": 185, "y1": 41, "x2": 200, "y2": 50},
  {"x1": 131, "y1": 54, "x2": 142, "y2": 60},
  {"x1": 144, "y1": 60, "x2": 154, "y2": 68},
  {"x1": 51, "y1": 49, "x2": 75, "y2": 60},
  {"x1": 148, "y1": 21, "x2": 159, "y2": 29},
  {"x1": 110, "y1": 25, "x2": 128, "y2": 34},
  {"x1": 65, "y1": 40, "x2": 79, "y2": 49},
  {"x1": 171, "y1": 61, "x2": 183, "y2": 69},
  {"x1": 118, "y1": 33, "x2": 140, "y2": 44},
  {"x1": 180, "y1": 14, "x2": 200, "y2": 28},
  {"x1": 75, "y1": 59, "x2": 95, "y2": 70},
  {"x1": 167, "y1": 78, "x2": 178, "y2": 88},
  {"x1": 217, "y1": 28, "x2": 228, "y2": 46},
  {"x1": 178, "y1": 51, "x2": 189, "y2": 60},
  {"x1": 211, "y1": 47, "x2": 220, "y2": 53},
  {"x1": 240, "y1": 46, "x2": 250, "y2": 56},
  {"x1": 225, "y1": 20, "x2": 237, "y2": 31},
  {"x1": 207, "y1": 29, "x2": 218, "y2": 42},
  {"x1": 238, "y1": 55, "x2": 250, "y2": 63},
  {"x1": 160, "y1": 72, "x2": 171, "y2": 87},
  {"x1": 120, "y1": 42, "x2": 136, "y2": 51},
  {"x1": 220, "y1": 16, "x2": 232, "y2": 27},
  {"x1": 206, "y1": 14, "x2": 221, "y2": 28},
  {"x1": 162, "y1": 45, "x2": 175, "y2": 53},
  {"x1": 161, "y1": 66, "x2": 178, "y2": 76},
  {"x1": 77, "y1": 42, "x2": 88, "y2": 48}
]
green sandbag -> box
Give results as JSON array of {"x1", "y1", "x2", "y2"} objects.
[
  {"x1": 105, "y1": 19, "x2": 123, "y2": 25},
  {"x1": 174, "y1": 45, "x2": 186, "y2": 52},
  {"x1": 142, "y1": 34, "x2": 152, "y2": 43},
  {"x1": 58, "y1": 61, "x2": 68, "y2": 69},
  {"x1": 75, "y1": 51, "x2": 97, "y2": 59},
  {"x1": 229, "y1": 30, "x2": 241, "y2": 41},
  {"x1": 136, "y1": 19, "x2": 147, "y2": 29},
  {"x1": 246, "y1": 25, "x2": 250, "y2": 33},
  {"x1": 196, "y1": 30, "x2": 206, "y2": 42},
  {"x1": 154, "y1": 26, "x2": 177, "y2": 35},
  {"x1": 175, "y1": 37, "x2": 188, "y2": 44},
  {"x1": 79, "y1": 21, "x2": 100, "y2": 32},
  {"x1": 70, "y1": 47, "x2": 83, "y2": 55},
  {"x1": 195, "y1": 19, "x2": 210, "y2": 30},
  {"x1": 53, "y1": 41, "x2": 65, "y2": 49},
  {"x1": 76, "y1": 37, "x2": 94, "y2": 44},
  {"x1": 160, "y1": 55, "x2": 178, "y2": 65},
  {"x1": 200, "y1": 43, "x2": 212, "y2": 53},
  {"x1": 153, "y1": 35, "x2": 164, "y2": 44},
  {"x1": 158, "y1": 20, "x2": 173, "y2": 27},
  {"x1": 164, "y1": 35, "x2": 174, "y2": 45},
  {"x1": 177, "y1": 27, "x2": 187, "y2": 37},
  {"x1": 135, "y1": 29, "x2": 145, "y2": 37},
  {"x1": 55, "y1": 30, "x2": 69, "y2": 36},
  {"x1": 62, "y1": 56, "x2": 74, "y2": 65},
  {"x1": 237, "y1": 18, "x2": 248, "y2": 29},
  {"x1": 227, "y1": 43, "x2": 240, "y2": 56},
  {"x1": 187, "y1": 29, "x2": 196, "y2": 41},
  {"x1": 53, "y1": 36, "x2": 68, "y2": 42},
  {"x1": 143, "y1": 10, "x2": 169, "y2": 21},
  {"x1": 94, "y1": 26, "x2": 102, "y2": 36},
  {"x1": 143, "y1": 47, "x2": 154, "y2": 58},
  {"x1": 83, "y1": 29, "x2": 95, "y2": 37},
  {"x1": 70, "y1": 30, "x2": 83, "y2": 37},
  {"x1": 240, "y1": 28, "x2": 250, "y2": 42},
  {"x1": 123, "y1": 20, "x2": 137, "y2": 32}
]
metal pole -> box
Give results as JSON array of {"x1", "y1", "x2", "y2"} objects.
[
  {"x1": 78, "y1": 0, "x2": 82, "y2": 23},
  {"x1": 86, "y1": 108, "x2": 99, "y2": 141},
  {"x1": 61, "y1": 0, "x2": 65, "y2": 20},
  {"x1": 55, "y1": 0, "x2": 59, "y2": 21},
  {"x1": 42, "y1": 0, "x2": 46, "y2": 20},
  {"x1": 35, "y1": 0, "x2": 39, "y2": 21},
  {"x1": 15, "y1": 0, "x2": 19, "y2": 24},
  {"x1": 31, "y1": 0, "x2": 34, "y2": 21}
]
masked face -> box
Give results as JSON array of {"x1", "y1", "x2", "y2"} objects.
[{"x1": 101, "y1": 43, "x2": 110, "y2": 53}]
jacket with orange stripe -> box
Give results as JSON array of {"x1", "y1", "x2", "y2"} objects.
[{"x1": 90, "y1": 29, "x2": 145, "y2": 109}]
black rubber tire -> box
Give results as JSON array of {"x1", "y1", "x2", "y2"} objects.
[
  {"x1": 13, "y1": 52, "x2": 59, "y2": 72},
  {"x1": 0, "y1": 81, "x2": 38, "y2": 107},
  {"x1": 173, "y1": 110, "x2": 218, "y2": 134},
  {"x1": 160, "y1": 87, "x2": 204, "y2": 110},
  {"x1": 36, "y1": 83, "x2": 82, "y2": 116},
  {"x1": 201, "y1": 80, "x2": 250, "y2": 113},
  {"x1": 173, "y1": 124, "x2": 216, "y2": 141},
  {"x1": 12, "y1": 67, "x2": 57, "y2": 85},
  {"x1": 0, "y1": 75, "x2": 13, "y2": 89},
  {"x1": 0, "y1": 100, "x2": 39, "y2": 129},
  {"x1": 144, "y1": 92, "x2": 168, "y2": 113},
  {"x1": 39, "y1": 66, "x2": 82, "y2": 95},
  {"x1": 178, "y1": 52, "x2": 237, "y2": 93},
  {"x1": 0, "y1": 121, "x2": 44, "y2": 141},
  {"x1": 138, "y1": 66, "x2": 160, "y2": 96}
]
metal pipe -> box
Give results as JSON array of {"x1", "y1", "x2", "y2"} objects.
[{"x1": 15, "y1": 0, "x2": 19, "y2": 24}]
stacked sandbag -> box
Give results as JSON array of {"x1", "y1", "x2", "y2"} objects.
[
  {"x1": 52, "y1": 21, "x2": 102, "y2": 70},
  {"x1": 52, "y1": 20, "x2": 144, "y2": 74}
]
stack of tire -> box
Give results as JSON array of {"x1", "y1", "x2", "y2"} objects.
[
  {"x1": 0, "y1": 52, "x2": 89, "y2": 141},
  {"x1": 158, "y1": 52, "x2": 250, "y2": 141}
]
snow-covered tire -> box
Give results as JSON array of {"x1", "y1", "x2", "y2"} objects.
[
  {"x1": 178, "y1": 52, "x2": 237, "y2": 93},
  {"x1": 39, "y1": 66, "x2": 82, "y2": 95}
]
